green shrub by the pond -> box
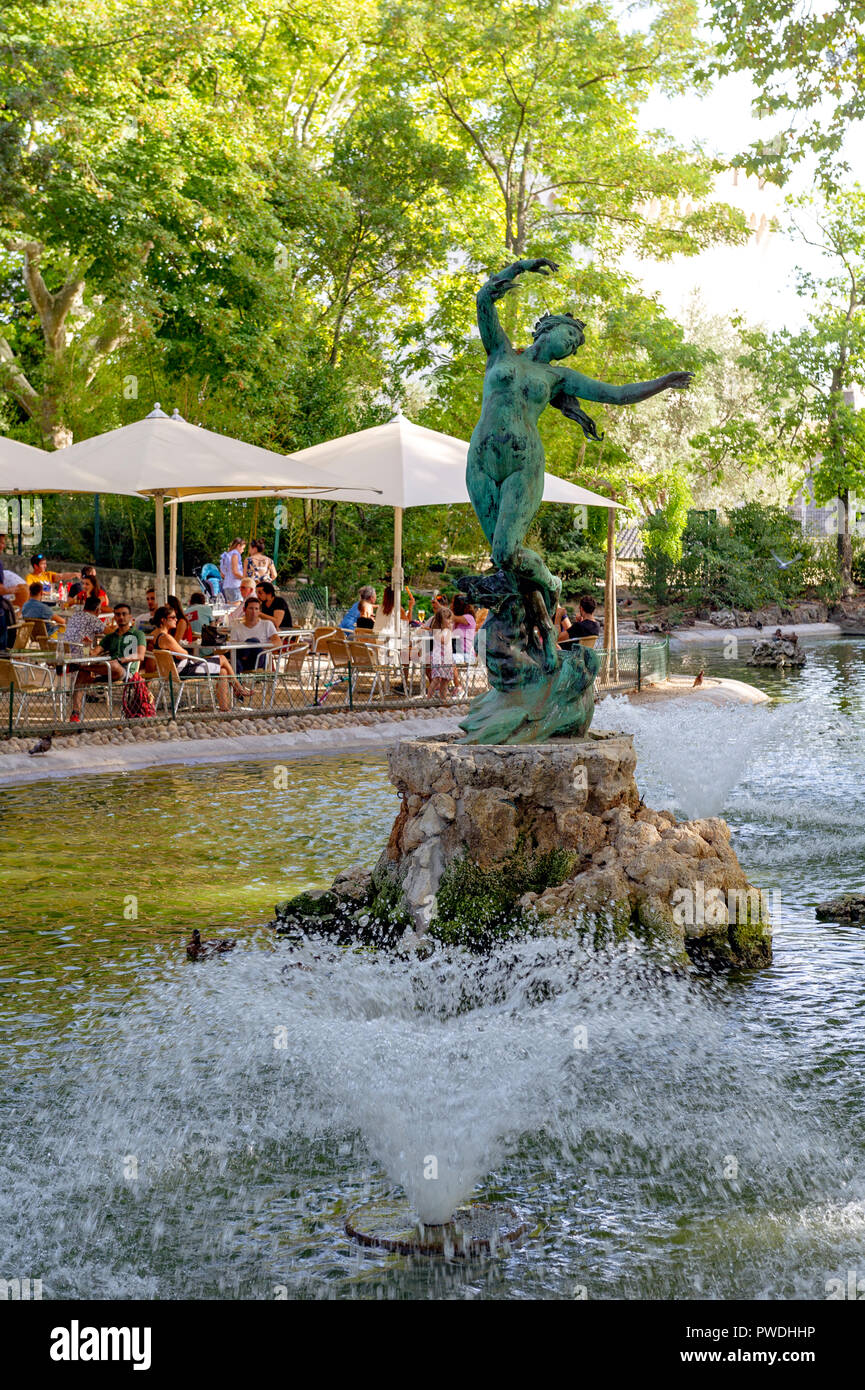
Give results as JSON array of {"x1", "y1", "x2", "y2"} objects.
[{"x1": 427, "y1": 848, "x2": 578, "y2": 950}]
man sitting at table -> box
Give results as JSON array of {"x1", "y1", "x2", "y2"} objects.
[
  {"x1": 255, "y1": 580, "x2": 292, "y2": 631},
  {"x1": 227, "y1": 577, "x2": 257, "y2": 620},
  {"x1": 134, "y1": 588, "x2": 158, "y2": 632},
  {"x1": 227, "y1": 596, "x2": 282, "y2": 672},
  {"x1": 69, "y1": 602, "x2": 145, "y2": 723},
  {"x1": 22, "y1": 582, "x2": 64, "y2": 637},
  {"x1": 62, "y1": 594, "x2": 105, "y2": 653}
]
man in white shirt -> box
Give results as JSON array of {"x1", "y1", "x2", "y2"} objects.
[{"x1": 227, "y1": 596, "x2": 281, "y2": 672}]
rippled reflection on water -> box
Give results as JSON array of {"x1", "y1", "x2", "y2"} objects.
[{"x1": 3, "y1": 637, "x2": 865, "y2": 1299}]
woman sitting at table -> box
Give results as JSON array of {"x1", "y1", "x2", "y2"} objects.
[
  {"x1": 166, "y1": 594, "x2": 194, "y2": 645},
  {"x1": 151, "y1": 605, "x2": 250, "y2": 709},
  {"x1": 66, "y1": 571, "x2": 110, "y2": 613}
]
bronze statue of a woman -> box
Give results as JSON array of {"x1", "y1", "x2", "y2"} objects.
[{"x1": 459, "y1": 258, "x2": 692, "y2": 744}]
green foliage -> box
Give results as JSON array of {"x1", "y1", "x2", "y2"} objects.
[
  {"x1": 638, "y1": 503, "x2": 842, "y2": 611},
  {"x1": 430, "y1": 847, "x2": 578, "y2": 950},
  {"x1": 710, "y1": 0, "x2": 865, "y2": 183},
  {"x1": 0, "y1": 0, "x2": 748, "y2": 581}
]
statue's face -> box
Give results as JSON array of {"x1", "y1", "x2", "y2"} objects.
[{"x1": 543, "y1": 322, "x2": 584, "y2": 360}]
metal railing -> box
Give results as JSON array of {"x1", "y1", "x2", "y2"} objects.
[
  {"x1": 595, "y1": 637, "x2": 668, "y2": 696},
  {"x1": 0, "y1": 638, "x2": 667, "y2": 738},
  {"x1": 0, "y1": 652, "x2": 491, "y2": 737}
]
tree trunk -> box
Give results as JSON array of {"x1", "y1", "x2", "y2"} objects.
[{"x1": 838, "y1": 486, "x2": 854, "y2": 595}]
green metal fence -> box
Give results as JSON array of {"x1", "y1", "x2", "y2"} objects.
[
  {"x1": 0, "y1": 637, "x2": 667, "y2": 739},
  {"x1": 595, "y1": 637, "x2": 668, "y2": 696}
]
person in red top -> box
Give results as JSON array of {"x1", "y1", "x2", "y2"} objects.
[{"x1": 67, "y1": 571, "x2": 110, "y2": 612}]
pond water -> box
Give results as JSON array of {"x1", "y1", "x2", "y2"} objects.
[{"x1": 3, "y1": 636, "x2": 865, "y2": 1300}]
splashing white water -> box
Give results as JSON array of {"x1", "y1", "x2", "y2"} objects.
[{"x1": 596, "y1": 696, "x2": 794, "y2": 819}]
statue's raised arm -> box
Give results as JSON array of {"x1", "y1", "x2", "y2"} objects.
[{"x1": 476, "y1": 258, "x2": 559, "y2": 356}]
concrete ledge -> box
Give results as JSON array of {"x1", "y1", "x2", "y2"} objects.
[
  {"x1": 626, "y1": 676, "x2": 769, "y2": 706},
  {"x1": 0, "y1": 711, "x2": 465, "y2": 787},
  {"x1": 673, "y1": 621, "x2": 841, "y2": 643}
]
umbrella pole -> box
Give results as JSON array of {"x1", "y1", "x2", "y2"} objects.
[
  {"x1": 391, "y1": 506, "x2": 404, "y2": 603},
  {"x1": 605, "y1": 504, "x2": 618, "y2": 680},
  {"x1": 168, "y1": 498, "x2": 178, "y2": 598},
  {"x1": 154, "y1": 491, "x2": 167, "y2": 605}
]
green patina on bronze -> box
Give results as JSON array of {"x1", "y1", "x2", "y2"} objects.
[{"x1": 458, "y1": 257, "x2": 692, "y2": 744}]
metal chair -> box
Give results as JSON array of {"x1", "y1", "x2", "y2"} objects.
[
  {"x1": 346, "y1": 640, "x2": 383, "y2": 704},
  {"x1": 151, "y1": 648, "x2": 217, "y2": 715},
  {"x1": 0, "y1": 657, "x2": 61, "y2": 727},
  {"x1": 271, "y1": 642, "x2": 313, "y2": 708}
]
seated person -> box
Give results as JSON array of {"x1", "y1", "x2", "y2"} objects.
[
  {"x1": 0, "y1": 557, "x2": 28, "y2": 609},
  {"x1": 69, "y1": 602, "x2": 145, "y2": 723},
  {"x1": 255, "y1": 580, "x2": 292, "y2": 631},
  {"x1": 152, "y1": 604, "x2": 248, "y2": 710},
  {"x1": 227, "y1": 597, "x2": 282, "y2": 672},
  {"x1": 22, "y1": 582, "x2": 64, "y2": 636},
  {"x1": 62, "y1": 594, "x2": 106, "y2": 654},
  {"x1": 566, "y1": 594, "x2": 601, "y2": 640},
  {"x1": 554, "y1": 602, "x2": 572, "y2": 645},
  {"x1": 227, "y1": 578, "x2": 257, "y2": 621},
  {"x1": 25, "y1": 554, "x2": 64, "y2": 592},
  {"x1": 355, "y1": 588, "x2": 376, "y2": 630},
  {"x1": 185, "y1": 591, "x2": 213, "y2": 636},
  {"x1": 340, "y1": 585, "x2": 375, "y2": 636},
  {"x1": 134, "y1": 588, "x2": 158, "y2": 632},
  {"x1": 67, "y1": 570, "x2": 110, "y2": 612}
]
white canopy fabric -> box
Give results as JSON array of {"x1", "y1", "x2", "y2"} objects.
[
  {"x1": 62, "y1": 406, "x2": 373, "y2": 599},
  {"x1": 172, "y1": 413, "x2": 622, "y2": 510},
  {"x1": 169, "y1": 413, "x2": 622, "y2": 597},
  {"x1": 0, "y1": 434, "x2": 130, "y2": 496},
  {"x1": 62, "y1": 410, "x2": 365, "y2": 501}
]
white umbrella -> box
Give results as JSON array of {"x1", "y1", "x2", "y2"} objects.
[
  {"x1": 171, "y1": 413, "x2": 622, "y2": 596},
  {"x1": 0, "y1": 434, "x2": 123, "y2": 495},
  {"x1": 63, "y1": 405, "x2": 374, "y2": 600}
]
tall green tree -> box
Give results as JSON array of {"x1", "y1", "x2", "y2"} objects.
[{"x1": 738, "y1": 191, "x2": 865, "y2": 592}]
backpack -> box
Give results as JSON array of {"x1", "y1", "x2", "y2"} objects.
[{"x1": 121, "y1": 672, "x2": 157, "y2": 719}]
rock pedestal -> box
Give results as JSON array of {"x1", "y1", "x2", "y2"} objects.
[
  {"x1": 384, "y1": 733, "x2": 638, "y2": 927},
  {"x1": 273, "y1": 731, "x2": 772, "y2": 969}
]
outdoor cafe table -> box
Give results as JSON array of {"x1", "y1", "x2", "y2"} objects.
[{"x1": 12, "y1": 650, "x2": 121, "y2": 721}]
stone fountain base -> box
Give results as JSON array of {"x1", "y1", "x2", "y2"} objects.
[{"x1": 273, "y1": 731, "x2": 772, "y2": 968}]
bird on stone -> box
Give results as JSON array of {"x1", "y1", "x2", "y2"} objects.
[
  {"x1": 771, "y1": 551, "x2": 803, "y2": 570},
  {"x1": 693, "y1": 670, "x2": 704, "y2": 687},
  {"x1": 28, "y1": 732, "x2": 53, "y2": 755},
  {"x1": 186, "y1": 927, "x2": 236, "y2": 960}
]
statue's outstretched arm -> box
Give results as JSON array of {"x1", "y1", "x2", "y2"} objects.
[
  {"x1": 555, "y1": 366, "x2": 693, "y2": 406},
  {"x1": 476, "y1": 257, "x2": 559, "y2": 356}
]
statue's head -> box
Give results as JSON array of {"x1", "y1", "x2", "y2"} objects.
[{"x1": 531, "y1": 311, "x2": 585, "y2": 360}]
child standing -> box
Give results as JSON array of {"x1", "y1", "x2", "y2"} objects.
[{"x1": 427, "y1": 606, "x2": 456, "y2": 702}]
